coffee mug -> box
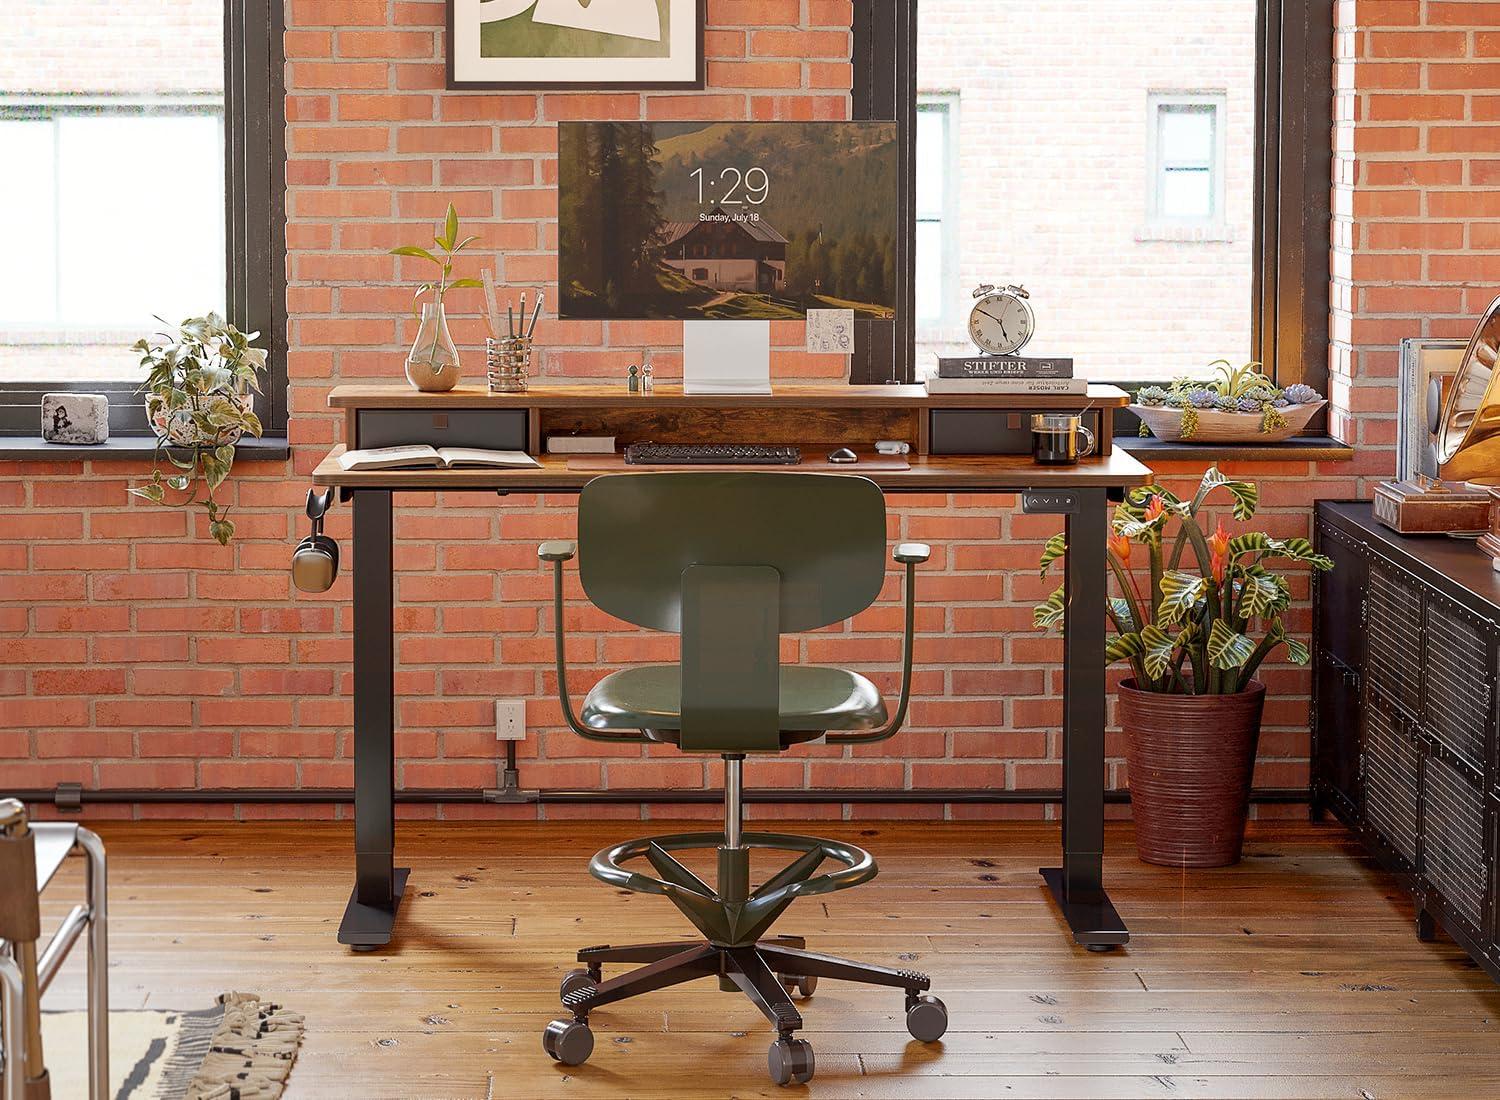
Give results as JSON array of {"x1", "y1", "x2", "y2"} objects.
[{"x1": 1031, "y1": 413, "x2": 1096, "y2": 465}]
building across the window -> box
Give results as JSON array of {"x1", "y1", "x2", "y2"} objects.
[{"x1": 915, "y1": 0, "x2": 1255, "y2": 380}]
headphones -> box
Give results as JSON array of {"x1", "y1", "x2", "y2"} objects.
[{"x1": 292, "y1": 488, "x2": 340, "y2": 593}]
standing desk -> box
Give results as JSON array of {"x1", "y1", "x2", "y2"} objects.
[{"x1": 310, "y1": 383, "x2": 1152, "y2": 952}]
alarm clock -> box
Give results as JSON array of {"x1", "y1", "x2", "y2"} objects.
[{"x1": 968, "y1": 283, "x2": 1034, "y2": 356}]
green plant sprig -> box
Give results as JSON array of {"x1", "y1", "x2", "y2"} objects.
[
  {"x1": 1034, "y1": 465, "x2": 1333, "y2": 696},
  {"x1": 390, "y1": 202, "x2": 484, "y2": 316},
  {"x1": 127, "y1": 313, "x2": 267, "y2": 545}
]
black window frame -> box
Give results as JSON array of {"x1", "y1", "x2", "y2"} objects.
[
  {"x1": 854, "y1": 0, "x2": 1333, "y2": 406},
  {"x1": 0, "y1": 0, "x2": 287, "y2": 441}
]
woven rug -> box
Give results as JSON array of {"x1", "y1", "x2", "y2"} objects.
[{"x1": 40, "y1": 992, "x2": 303, "y2": 1099}]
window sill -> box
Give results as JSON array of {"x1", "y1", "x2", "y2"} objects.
[
  {"x1": 1120, "y1": 435, "x2": 1354, "y2": 462},
  {"x1": 0, "y1": 434, "x2": 290, "y2": 462},
  {"x1": 1133, "y1": 223, "x2": 1235, "y2": 244}
]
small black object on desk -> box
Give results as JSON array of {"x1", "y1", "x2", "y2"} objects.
[{"x1": 828, "y1": 447, "x2": 858, "y2": 464}]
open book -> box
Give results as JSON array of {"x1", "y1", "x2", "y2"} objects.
[{"x1": 338, "y1": 445, "x2": 540, "y2": 472}]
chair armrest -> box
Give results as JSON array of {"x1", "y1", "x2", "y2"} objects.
[
  {"x1": 826, "y1": 547, "x2": 926, "y2": 745},
  {"x1": 541, "y1": 541, "x2": 649, "y2": 746}
]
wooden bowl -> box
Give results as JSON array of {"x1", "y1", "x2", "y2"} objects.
[{"x1": 1131, "y1": 399, "x2": 1326, "y2": 443}]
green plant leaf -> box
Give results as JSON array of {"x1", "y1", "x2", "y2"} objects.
[
  {"x1": 444, "y1": 203, "x2": 459, "y2": 251},
  {"x1": 1140, "y1": 623, "x2": 1178, "y2": 679},
  {"x1": 209, "y1": 517, "x2": 235, "y2": 546},
  {"x1": 1227, "y1": 532, "x2": 1334, "y2": 569},
  {"x1": 127, "y1": 483, "x2": 165, "y2": 504},
  {"x1": 1193, "y1": 465, "x2": 1259, "y2": 520},
  {"x1": 1270, "y1": 619, "x2": 1311, "y2": 665},
  {"x1": 1207, "y1": 619, "x2": 1256, "y2": 670},
  {"x1": 448, "y1": 278, "x2": 484, "y2": 289},
  {"x1": 1236, "y1": 571, "x2": 1284, "y2": 620},
  {"x1": 1038, "y1": 532, "x2": 1067, "y2": 576},
  {"x1": 1033, "y1": 586, "x2": 1065, "y2": 630},
  {"x1": 1107, "y1": 596, "x2": 1138, "y2": 635},
  {"x1": 390, "y1": 245, "x2": 439, "y2": 263},
  {"x1": 1157, "y1": 570, "x2": 1206, "y2": 625},
  {"x1": 1107, "y1": 632, "x2": 1144, "y2": 663}
]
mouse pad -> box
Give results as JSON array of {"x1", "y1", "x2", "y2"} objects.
[{"x1": 566, "y1": 453, "x2": 911, "y2": 472}]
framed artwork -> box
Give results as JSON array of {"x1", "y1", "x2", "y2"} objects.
[
  {"x1": 447, "y1": 0, "x2": 706, "y2": 90},
  {"x1": 1397, "y1": 337, "x2": 1466, "y2": 482}
]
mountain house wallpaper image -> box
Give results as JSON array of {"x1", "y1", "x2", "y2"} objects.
[{"x1": 558, "y1": 121, "x2": 899, "y2": 320}]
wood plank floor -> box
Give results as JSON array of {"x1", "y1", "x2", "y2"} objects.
[{"x1": 35, "y1": 820, "x2": 1500, "y2": 1099}]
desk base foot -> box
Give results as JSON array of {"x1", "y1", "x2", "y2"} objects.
[
  {"x1": 338, "y1": 867, "x2": 410, "y2": 950},
  {"x1": 1040, "y1": 866, "x2": 1129, "y2": 950}
]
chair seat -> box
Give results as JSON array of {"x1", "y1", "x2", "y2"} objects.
[{"x1": 581, "y1": 664, "x2": 888, "y2": 739}]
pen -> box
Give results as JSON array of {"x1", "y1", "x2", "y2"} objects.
[
  {"x1": 519, "y1": 290, "x2": 527, "y2": 336},
  {"x1": 526, "y1": 289, "x2": 545, "y2": 339},
  {"x1": 508, "y1": 303, "x2": 515, "y2": 340}
]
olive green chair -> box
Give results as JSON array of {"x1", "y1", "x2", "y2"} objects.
[{"x1": 538, "y1": 472, "x2": 945, "y2": 1086}]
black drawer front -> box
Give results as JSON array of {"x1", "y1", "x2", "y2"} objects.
[
  {"x1": 928, "y1": 408, "x2": 1102, "y2": 456},
  {"x1": 1365, "y1": 690, "x2": 1422, "y2": 868},
  {"x1": 1420, "y1": 593, "x2": 1495, "y2": 774},
  {"x1": 356, "y1": 408, "x2": 529, "y2": 451},
  {"x1": 1366, "y1": 562, "x2": 1423, "y2": 716},
  {"x1": 1422, "y1": 754, "x2": 1489, "y2": 932}
]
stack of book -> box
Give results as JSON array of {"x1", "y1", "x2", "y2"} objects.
[{"x1": 921, "y1": 355, "x2": 1085, "y2": 395}]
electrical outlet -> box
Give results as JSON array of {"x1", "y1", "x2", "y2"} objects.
[{"x1": 495, "y1": 699, "x2": 526, "y2": 740}]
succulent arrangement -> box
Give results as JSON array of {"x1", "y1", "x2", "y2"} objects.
[{"x1": 1134, "y1": 360, "x2": 1324, "y2": 439}]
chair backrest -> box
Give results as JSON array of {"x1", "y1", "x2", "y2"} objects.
[{"x1": 577, "y1": 472, "x2": 888, "y2": 634}]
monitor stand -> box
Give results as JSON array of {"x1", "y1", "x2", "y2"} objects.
[{"x1": 682, "y1": 319, "x2": 772, "y2": 395}]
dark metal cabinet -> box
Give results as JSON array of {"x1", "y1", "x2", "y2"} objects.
[{"x1": 1313, "y1": 501, "x2": 1499, "y2": 985}]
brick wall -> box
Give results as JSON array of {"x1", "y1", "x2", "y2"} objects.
[{"x1": 3, "y1": 0, "x2": 1492, "y2": 822}]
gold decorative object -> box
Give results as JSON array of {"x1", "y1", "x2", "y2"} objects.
[{"x1": 1435, "y1": 295, "x2": 1500, "y2": 483}]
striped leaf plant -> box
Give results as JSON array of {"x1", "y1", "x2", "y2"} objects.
[{"x1": 1033, "y1": 466, "x2": 1333, "y2": 695}]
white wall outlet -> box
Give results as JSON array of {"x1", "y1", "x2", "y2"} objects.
[{"x1": 495, "y1": 699, "x2": 527, "y2": 741}]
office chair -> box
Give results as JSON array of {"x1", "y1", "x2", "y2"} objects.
[{"x1": 538, "y1": 472, "x2": 945, "y2": 1086}]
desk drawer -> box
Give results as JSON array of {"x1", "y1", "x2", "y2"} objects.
[
  {"x1": 355, "y1": 409, "x2": 529, "y2": 451},
  {"x1": 929, "y1": 408, "x2": 1103, "y2": 456}
]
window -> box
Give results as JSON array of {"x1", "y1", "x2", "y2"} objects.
[
  {"x1": 915, "y1": 94, "x2": 959, "y2": 332},
  {"x1": 0, "y1": 0, "x2": 285, "y2": 436},
  {"x1": 1147, "y1": 94, "x2": 1228, "y2": 231},
  {"x1": 861, "y1": 0, "x2": 1331, "y2": 398}
]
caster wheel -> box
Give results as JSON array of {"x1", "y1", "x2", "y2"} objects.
[
  {"x1": 349, "y1": 944, "x2": 378, "y2": 953},
  {"x1": 906, "y1": 994, "x2": 948, "y2": 1043},
  {"x1": 780, "y1": 973, "x2": 818, "y2": 999},
  {"x1": 560, "y1": 968, "x2": 598, "y2": 999},
  {"x1": 542, "y1": 1018, "x2": 594, "y2": 1066},
  {"x1": 767, "y1": 1037, "x2": 815, "y2": 1086}
]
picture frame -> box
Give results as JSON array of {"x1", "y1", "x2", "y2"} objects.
[
  {"x1": 447, "y1": 0, "x2": 706, "y2": 90},
  {"x1": 1397, "y1": 336, "x2": 1466, "y2": 482}
]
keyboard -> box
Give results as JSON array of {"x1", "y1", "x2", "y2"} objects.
[{"x1": 624, "y1": 442, "x2": 802, "y2": 466}]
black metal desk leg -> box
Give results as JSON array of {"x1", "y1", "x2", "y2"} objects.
[
  {"x1": 1029, "y1": 487, "x2": 1129, "y2": 950},
  {"x1": 339, "y1": 489, "x2": 410, "y2": 949}
]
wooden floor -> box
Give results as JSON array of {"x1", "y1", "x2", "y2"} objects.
[{"x1": 36, "y1": 820, "x2": 1500, "y2": 1099}]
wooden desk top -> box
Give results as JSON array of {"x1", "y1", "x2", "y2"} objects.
[
  {"x1": 311, "y1": 445, "x2": 1153, "y2": 491},
  {"x1": 326, "y1": 382, "x2": 1132, "y2": 410}
]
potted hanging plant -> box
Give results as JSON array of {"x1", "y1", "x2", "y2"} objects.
[
  {"x1": 390, "y1": 202, "x2": 483, "y2": 392},
  {"x1": 128, "y1": 313, "x2": 267, "y2": 545},
  {"x1": 1034, "y1": 467, "x2": 1333, "y2": 867}
]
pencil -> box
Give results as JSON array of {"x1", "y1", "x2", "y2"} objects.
[{"x1": 526, "y1": 290, "x2": 545, "y2": 339}]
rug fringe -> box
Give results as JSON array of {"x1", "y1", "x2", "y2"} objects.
[{"x1": 162, "y1": 992, "x2": 304, "y2": 1100}]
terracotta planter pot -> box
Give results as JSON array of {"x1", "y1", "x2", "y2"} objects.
[{"x1": 1118, "y1": 678, "x2": 1266, "y2": 868}]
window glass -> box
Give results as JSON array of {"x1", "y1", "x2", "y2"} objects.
[
  {"x1": 917, "y1": 1, "x2": 1255, "y2": 380},
  {"x1": 0, "y1": 0, "x2": 225, "y2": 383}
]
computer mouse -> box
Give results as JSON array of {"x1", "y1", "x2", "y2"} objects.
[{"x1": 828, "y1": 447, "x2": 858, "y2": 464}]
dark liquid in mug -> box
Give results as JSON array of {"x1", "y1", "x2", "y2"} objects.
[{"x1": 1033, "y1": 428, "x2": 1080, "y2": 465}]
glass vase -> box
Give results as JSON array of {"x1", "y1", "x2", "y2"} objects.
[{"x1": 405, "y1": 302, "x2": 460, "y2": 392}]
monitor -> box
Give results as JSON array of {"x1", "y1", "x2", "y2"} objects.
[{"x1": 558, "y1": 121, "x2": 899, "y2": 322}]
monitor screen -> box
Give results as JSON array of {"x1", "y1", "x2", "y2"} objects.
[{"x1": 558, "y1": 121, "x2": 898, "y2": 322}]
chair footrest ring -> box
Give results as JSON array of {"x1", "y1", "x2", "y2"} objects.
[{"x1": 588, "y1": 831, "x2": 877, "y2": 904}]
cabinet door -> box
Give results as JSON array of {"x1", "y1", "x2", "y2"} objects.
[
  {"x1": 1314, "y1": 653, "x2": 1362, "y2": 820},
  {"x1": 1314, "y1": 520, "x2": 1368, "y2": 669},
  {"x1": 1366, "y1": 561, "x2": 1424, "y2": 718},
  {"x1": 1419, "y1": 590, "x2": 1495, "y2": 776},
  {"x1": 1422, "y1": 751, "x2": 1489, "y2": 936},
  {"x1": 1365, "y1": 686, "x2": 1423, "y2": 873}
]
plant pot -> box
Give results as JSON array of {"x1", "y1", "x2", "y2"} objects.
[
  {"x1": 406, "y1": 302, "x2": 460, "y2": 392},
  {"x1": 145, "y1": 390, "x2": 252, "y2": 448},
  {"x1": 1131, "y1": 400, "x2": 1325, "y2": 443},
  {"x1": 1118, "y1": 678, "x2": 1266, "y2": 867}
]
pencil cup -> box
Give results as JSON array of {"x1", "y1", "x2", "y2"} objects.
[{"x1": 487, "y1": 336, "x2": 531, "y2": 393}]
